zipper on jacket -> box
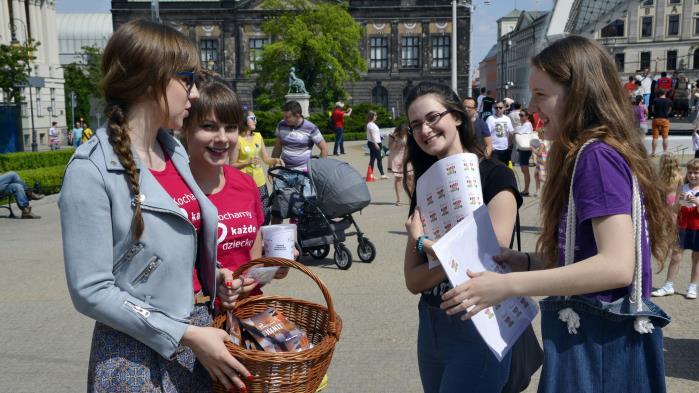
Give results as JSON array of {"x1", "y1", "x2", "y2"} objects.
[
  {"x1": 125, "y1": 300, "x2": 151, "y2": 318},
  {"x1": 124, "y1": 300, "x2": 179, "y2": 353},
  {"x1": 131, "y1": 256, "x2": 162, "y2": 286},
  {"x1": 113, "y1": 243, "x2": 144, "y2": 273}
]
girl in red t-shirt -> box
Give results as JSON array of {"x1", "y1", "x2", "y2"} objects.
[{"x1": 183, "y1": 78, "x2": 288, "y2": 307}]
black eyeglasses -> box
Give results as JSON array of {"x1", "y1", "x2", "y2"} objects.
[
  {"x1": 495, "y1": 106, "x2": 504, "y2": 109},
  {"x1": 176, "y1": 71, "x2": 196, "y2": 93},
  {"x1": 408, "y1": 110, "x2": 451, "y2": 135}
]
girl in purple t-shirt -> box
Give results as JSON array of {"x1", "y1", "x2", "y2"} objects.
[{"x1": 439, "y1": 36, "x2": 675, "y2": 392}]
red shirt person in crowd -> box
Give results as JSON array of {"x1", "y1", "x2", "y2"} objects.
[
  {"x1": 657, "y1": 72, "x2": 674, "y2": 95},
  {"x1": 331, "y1": 101, "x2": 352, "y2": 155}
]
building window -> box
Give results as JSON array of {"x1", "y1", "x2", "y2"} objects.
[
  {"x1": 400, "y1": 36, "x2": 420, "y2": 69},
  {"x1": 642, "y1": 0, "x2": 654, "y2": 5},
  {"x1": 641, "y1": 16, "x2": 653, "y2": 37},
  {"x1": 249, "y1": 38, "x2": 267, "y2": 71},
  {"x1": 369, "y1": 37, "x2": 389, "y2": 70},
  {"x1": 694, "y1": 15, "x2": 699, "y2": 35},
  {"x1": 35, "y1": 88, "x2": 41, "y2": 117},
  {"x1": 614, "y1": 53, "x2": 625, "y2": 71},
  {"x1": 200, "y1": 39, "x2": 219, "y2": 72},
  {"x1": 667, "y1": 15, "x2": 680, "y2": 36},
  {"x1": 431, "y1": 36, "x2": 450, "y2": 69},
  {"x1": 372, "y1": 83, "x2": 389, "y2": 109},
  {"x1": 668, "y1": 0, "x2": 681, "y2": 3},
  {"x1": 640, "y1": 51, "x2": 651, "y2": 70},
  {"x1": 694, "y1": 49, "x2": 699, "y2": 69},
  {"x1": 50, "y1": 88, "x2": 56, "y2": 117},
  {"x1": 601, "y1": 19, "x2": 625, "y2": 38},
  {"x1": 667, "y1": 50, "x2": 677, "y2": 70}
]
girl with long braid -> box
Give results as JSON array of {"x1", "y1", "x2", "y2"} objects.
[{"x1": 59, "y1": 20, "x2": 252, "y2": 392}]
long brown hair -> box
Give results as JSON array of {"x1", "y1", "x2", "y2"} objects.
[
  {"x1": 101, "y1": 20, "x2": 199, "y2": 240},
  {"x1": 403, "y1": 82, "x2": 485, "y2": 211},
  {"x1": 534, "y1": 36, "x2": 673, "y2": 269}
]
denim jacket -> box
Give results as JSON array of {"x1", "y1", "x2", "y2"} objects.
[{"x1": 59, "y1": 128, "x2": 218, "y2": 359}]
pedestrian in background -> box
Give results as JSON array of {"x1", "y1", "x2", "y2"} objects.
[
  {"x1": 486, "y1": 101, "x2": 514, "y2": 165},
  {"x1": 0, "y1": 171, "x2": 43, "y2": 218},
  {"x1": 331, "y1": 101, "x2": 352, "y2": 156},
  {"x1": 48, "y1": 121, "x2": 60, "y2": 150},
  {"x1": 230, "y1": 109, "x2": 283, "y2": 225},
  {"x1": 440, "y1": 36, "x2": 674, "y2": 393},
  {"x1": 81, "y1": 122, "x2": 94, "y2": 144},
  {"x1": 388, "y1": 123, "x2": 412, "y2": 205},
  {"x1": 59, "y1": 19, "x2": 252, "y2": 392},
  {"x1": 651, "y1": 88, "x2": 672, "y2": 157},
  {"x1": 633, "y1": 95, "x2": 649, "y2": 136},
  {"x1": 366, "y1": 110, "x2": 387, "y2": 179},
  {"x1": 652, "y1": 158, "x2": 699, "y2": 300},
  {"x1": 513, "y1": 108, "x2": 534, "y2": 196},
  {"x1": 71, "y1": 121, "x2": 83, "y2": 147},
  {"x1": 403, "y1": 81, "x2": 522, "y2": 393},
  {"x1": 463, "y1": 97, "x2": 492, "y2": 157}
]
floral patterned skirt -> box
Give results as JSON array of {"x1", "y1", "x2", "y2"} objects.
[{"x1": 87, "y1": 304, "x2": 212, "y2": 393}]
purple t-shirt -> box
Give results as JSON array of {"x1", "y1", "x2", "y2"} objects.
[{"x1": 557, "y1": 141, "x2": 651, "y2": 302}]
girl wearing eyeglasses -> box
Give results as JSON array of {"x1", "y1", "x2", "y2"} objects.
[
  {"x1": 230, "y1": 110, "x2": 283, "y2": 225},
  {"x1": 402, "y1": 82, "x2": 522, "y2": 393},
  {"x1": 59, "y1": 20, "x2": 252, "y2": 392}
]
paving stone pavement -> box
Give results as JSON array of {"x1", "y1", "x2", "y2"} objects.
[{"x1": 0, "y1": 139, "x2": 697, "y2": 392}]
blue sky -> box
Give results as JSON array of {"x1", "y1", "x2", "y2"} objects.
[{"x1": 56, "y1": 0, "x2": 554, "y2": 70}]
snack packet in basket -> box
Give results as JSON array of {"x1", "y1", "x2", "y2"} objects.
[
  {"x1": 242, "y1": 266, "x2": 280, "y2": 286},
  {"x1": 240, "y1": 307, "x2": 311, "y2": 353},
  {"x1": 226, "y1": 312, "x2": 242, "y2": 346}
]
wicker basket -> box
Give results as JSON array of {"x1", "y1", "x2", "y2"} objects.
[{"x1": 212, "y1": 257, "x2": 342, "y2": 393}]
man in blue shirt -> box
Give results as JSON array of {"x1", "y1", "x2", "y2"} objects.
[
  {"x1": 72, "y1": 122, "x2": 84, "y2": 148},
  {"x1": 464, "y1": 97, "x2": 492, "y2": 157}
]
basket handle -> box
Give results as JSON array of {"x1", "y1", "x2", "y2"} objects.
[{"x1": 231, "y1": 257, "x2": 339, "y2": 338}]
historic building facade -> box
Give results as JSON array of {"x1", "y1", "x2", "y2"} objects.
[
  {"x1": 111, "y1": 0, "x2": 471, "y2": 116},
  {"x1": 1, "y1": 0, "x2": 65, "y2": 151}
]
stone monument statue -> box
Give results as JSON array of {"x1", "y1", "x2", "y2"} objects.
[{"x1": 287, "y1": 67, "x2": 308, "y2": 94}]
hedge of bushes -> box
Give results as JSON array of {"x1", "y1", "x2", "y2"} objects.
[
  {"x1": 251, "y1": 103, "x2": 408, "y2": 140},
  {"x1": 16, "y1": 165, "x2": 66, "y2": 195},
  {"x1": 0, "y1": 149, "x2": 74, "y2": 172},
  {"x1": 0, "y1": 149, "x2": 74, "y2": 198}
]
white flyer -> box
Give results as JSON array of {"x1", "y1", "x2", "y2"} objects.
[
  {"x1": 415, "y1": 153, "x2": 483, "y2": 268},
  {"x1": 432, "y1": 205, "x2": 539, "y2": 361}
]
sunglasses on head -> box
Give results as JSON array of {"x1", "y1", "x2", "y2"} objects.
[{"x1": 247, "y1": 115, "x2": 257, "y2": 122}]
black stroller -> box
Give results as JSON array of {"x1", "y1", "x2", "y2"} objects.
[{"x1": 268, "y1": 158, "x2": 376, "y2": 270}]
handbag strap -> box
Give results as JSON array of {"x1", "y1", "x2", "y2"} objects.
[{"x1": 564, "y1": 139, "x2": 644, "y2": 312}]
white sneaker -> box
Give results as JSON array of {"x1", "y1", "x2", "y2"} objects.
[
  {"x1": 651, "y1": 286, "x2": 675, "y2": 297},
  {"x1": 686, "y1": 285, "x2": 697, "y2": 300}
]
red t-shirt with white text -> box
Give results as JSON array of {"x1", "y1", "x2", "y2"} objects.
[
  {"x1": 150, "y1": 153, "x2": 203, "y2": 293},
  {"x1": 208, "y1": 165, "x2": 265, "y2": 295}
]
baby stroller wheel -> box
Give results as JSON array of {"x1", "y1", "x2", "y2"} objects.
[
  {"x1": 309, "y1": 245, "x2": 331, "y2": 260},
  {"x1": 334, "y1": 244, "x2": 353, "y2": 270},
  {"x1": 357, "y1": 238, "x2": 376, "y2": 263}
]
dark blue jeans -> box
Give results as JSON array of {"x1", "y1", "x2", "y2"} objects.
[
  {"x1": 417, "y1": 298, "x2": 511, "y2": 393},
  {"x1": 333, "y1": 127, "x2": 345, "y2": 155},
  {"x1": 538, "y1": 296, "x2": 669, "y2": 393},
  {"x1": 0, "y1": 171, "x2": 29, "y2": 209}
]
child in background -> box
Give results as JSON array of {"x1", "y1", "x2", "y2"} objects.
[
  {"x1": 388, "y1": 123, "x2": 413, "y2": 205},
  {"x1": 531, "y1": 127, "x2": 549, "y2": 197},
  {"x1": 633, "y1": 95, "x2": 649, "y2": 136},
  {"x1": 652, "y1": 158, "x2": 699, "y2": 299}
]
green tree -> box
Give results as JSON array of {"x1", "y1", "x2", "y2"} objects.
[
  {"x1": 254, "y1": 0, "x2": 367, "y2": 109},
  {"x1": 63, "y1": 46, "x2": 103, "y2": 126},
  {"x1": 0, "y1": 40, "x2": 38, "y2": 103}
]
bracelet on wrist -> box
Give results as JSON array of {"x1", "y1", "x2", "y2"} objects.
[
  {"x1": 416, "y1": 235, "x2": 429, "y2": 256},
  {"x1": 525, "y1": 252, "x2": 532, "y2": 271}
]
